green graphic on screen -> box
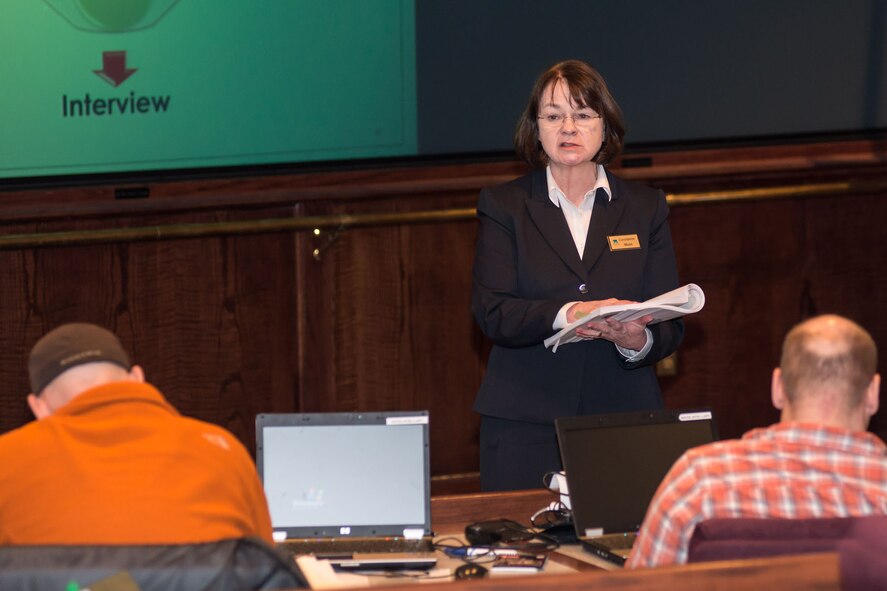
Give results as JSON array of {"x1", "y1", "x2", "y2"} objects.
[
  {"x1": 44, "y1": 0, "x2": 181, "y2": 32},
  {"x1": 0, "y1": 0, "x2": 418, "y2": 179}
]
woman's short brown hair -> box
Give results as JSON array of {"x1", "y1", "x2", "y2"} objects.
[{"x1": 514, "y1": 60, "x2": 625, "y2": 168}]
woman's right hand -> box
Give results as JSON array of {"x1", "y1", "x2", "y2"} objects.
[{"x1": 566, "y1": 299, "x2": 629, "y2": 324}]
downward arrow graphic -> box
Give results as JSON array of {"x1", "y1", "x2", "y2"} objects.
[{"x1": 94, "y1": 51, "x2": 137, "y2": 87}]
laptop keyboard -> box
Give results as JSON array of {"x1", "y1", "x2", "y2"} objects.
[{"x1": 281, "y1": 537, "x2": 435, "y2": 556}]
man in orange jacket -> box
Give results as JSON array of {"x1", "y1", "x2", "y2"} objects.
[{"x1": 0, "y1": 323, "x2": 274, "y2": 546}]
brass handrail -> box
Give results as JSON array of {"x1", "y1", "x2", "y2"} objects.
[
  {"x1": 0, "y1": 208, "x2": 477, "y2": 250},
  {"x1": 664, "y1": 181, "x2": 852, "y2": 205},
  {"x1": 0, "y1": 180, "x2": 881, "y2": 250}
]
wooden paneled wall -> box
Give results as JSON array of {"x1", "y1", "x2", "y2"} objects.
[{"x1": 1, "y1": 140, "x2": 885, "y2": 493}]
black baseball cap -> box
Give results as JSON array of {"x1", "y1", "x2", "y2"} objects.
[{"x1": 28, "y1": 323, "x2": 131, "y2": 394}]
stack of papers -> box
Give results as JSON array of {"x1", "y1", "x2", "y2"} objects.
[{"x1": 544, "y1": 283, "x2": 705, "y2": 353}]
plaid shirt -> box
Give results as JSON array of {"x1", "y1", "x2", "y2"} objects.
[{"x1": 626, "y1": 422, "x2": 887, "y2": 568}]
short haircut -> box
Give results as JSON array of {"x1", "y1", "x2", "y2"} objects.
[
  {"x1": 780, "y1": 315, "x2": 878, "y2": 409},
  {"x1": 514, "y1": 60, "x2": 626, "y2": 168}
]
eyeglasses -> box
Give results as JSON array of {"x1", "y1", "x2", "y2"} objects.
[{"x1": 537, "y1": 112, "x2": 601, "y2": 128}]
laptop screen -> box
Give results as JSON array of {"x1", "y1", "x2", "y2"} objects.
[
  {"x1": 556, "y1": 409, "x2": 718, "y2": 537},
  {"x1": 256, "y1": 411, "x2": 431, "y2": 540}
]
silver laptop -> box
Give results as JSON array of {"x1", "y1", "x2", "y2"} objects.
[
  {"x1": 256, "y1": 411, "x2": 436, "y2": 570},
  {"x1": 555, "y1": 408, "x2": 718, "y2": 566}
]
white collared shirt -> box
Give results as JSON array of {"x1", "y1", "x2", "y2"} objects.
[
  {"x1": 546, "y1": 165, "x2": 652, "y2": 360},
  {"x1": 546, "y1": 164, "x2": 611, "y2": 260}
]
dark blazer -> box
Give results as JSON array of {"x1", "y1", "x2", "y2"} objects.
[{"x1": 471, "y1": 168, "x2": 684, "y2": 424}]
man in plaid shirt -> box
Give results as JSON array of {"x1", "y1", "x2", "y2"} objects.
[{"x1": 627, "y1": 314, "x2": 886, "y2": 568}]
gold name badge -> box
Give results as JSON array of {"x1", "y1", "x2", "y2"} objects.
[{"x1": 608, "y1": 234, "x2": 641, "y2": 251}]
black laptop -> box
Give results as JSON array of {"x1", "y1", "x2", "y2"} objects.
[
  {"x1": 555, "y1": 408, "x2": 718, "y2": 566},
  {"x1": 256, "y1": 411, "x2": 436, "y2": 571}
]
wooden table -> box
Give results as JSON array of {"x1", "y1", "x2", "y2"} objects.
[{"x1": 296, "y1": 489, "x2": 842, "y2": 590}]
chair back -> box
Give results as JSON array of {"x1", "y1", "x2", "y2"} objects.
[
  {"x1": 688, "y1": 516, "x2": 887, "y2": 591},
  {"x1": 0, "y1": 537, "x2": 306, "y2": 591}
]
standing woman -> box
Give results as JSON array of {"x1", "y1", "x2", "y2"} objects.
[{"x1": 471, "y1": 60, "x2": 684, "y2": 491}]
